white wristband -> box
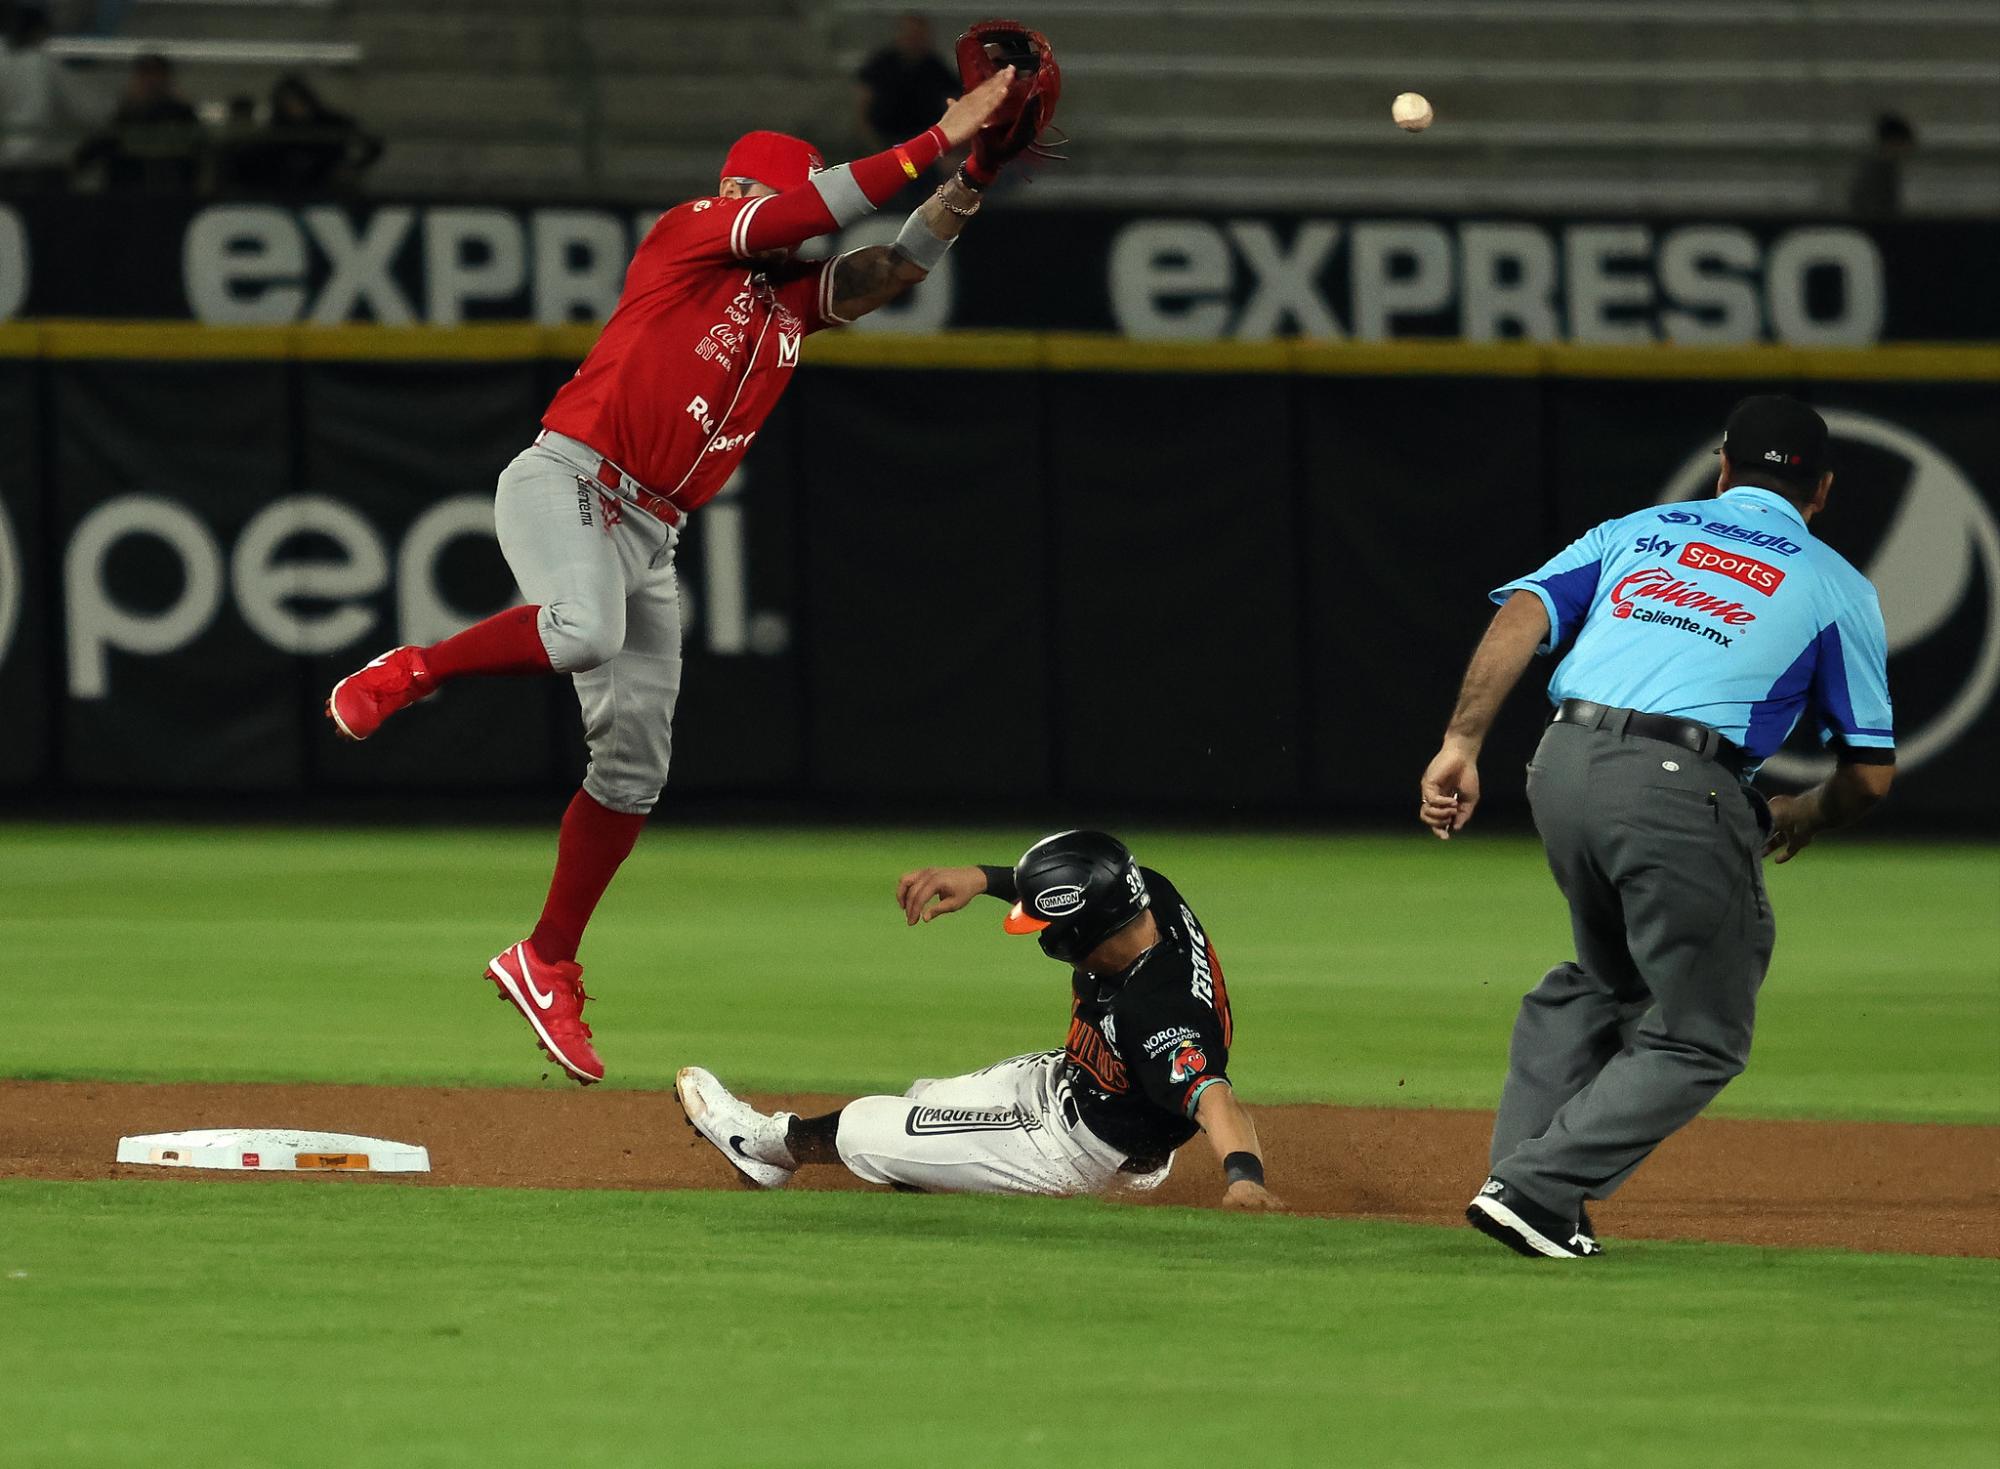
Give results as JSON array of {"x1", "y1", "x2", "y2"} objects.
[{"x1": 891, "y1": 207, "x2": 954, "y2": 273}]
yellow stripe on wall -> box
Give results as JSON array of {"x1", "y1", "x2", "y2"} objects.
[{"x1": 0, "y1": 320, "x2": 1994, "y2": 381}]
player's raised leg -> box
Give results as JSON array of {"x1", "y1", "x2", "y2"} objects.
[
  {"x1": 477, "y1": 447, "x2": 684, "y2": 1082},
  {"x1": 325, "y1": 443, "x2": 629, "y2": 741}
]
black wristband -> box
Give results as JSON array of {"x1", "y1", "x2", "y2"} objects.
[
  {"x1": 977, "y1": 864, "x2": 1018, "y2": 902},
  {"x1": 1223, "y1": 1151, "x2": 1264, "y2": 1188}
]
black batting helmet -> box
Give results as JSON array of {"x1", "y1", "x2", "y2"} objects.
[{"x1": 1001, "y1": 830, "x2": 1150, "y2": 965}]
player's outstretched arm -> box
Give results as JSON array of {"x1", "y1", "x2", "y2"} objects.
[
  {"x1": 824, "y1": 169, "x2": 985, "y2": 321},
  {"x1": 732, "y1": 68, "x2": 1015, "y2": 260},
  {"x1": 896, "y1": 864, "x2": 993, "y2": 925},
  {"x1": 1194, "y1": 1081, "x2": 1284, "y2": 1212}
]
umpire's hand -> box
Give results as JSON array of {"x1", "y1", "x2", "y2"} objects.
[
  {"x1": 897, "y1": 866, "x2": 989, "y2": 925},
  {"x1": 1420, "y1": 739, "x2": 1481, "y2": 839}
]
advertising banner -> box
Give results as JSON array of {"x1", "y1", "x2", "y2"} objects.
[
  {"x1": 3, "y1": 198, "x2": 1996, "y2": 344},
  {"x1": 2, "y1": 343, "x2": 1993, "y2": 825},
  {"x1": 54, "y1": 360, "x2": 300, "y2": 791},
  {"x1": 0, "y1": 362, "x2": 46, "y2": 786}
]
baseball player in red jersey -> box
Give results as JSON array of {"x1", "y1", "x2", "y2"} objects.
[{"x1": 323, "y1": 58, "x2": 1037, "y2": 1085}]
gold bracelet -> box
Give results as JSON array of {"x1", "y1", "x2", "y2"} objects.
[{"x1": 937, "y1": 185, "x2": 982, "y2": 218}]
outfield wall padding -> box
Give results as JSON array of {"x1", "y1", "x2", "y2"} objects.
[{"x1": 1, "y1": 336, "x2": 1995, "y2": 823}]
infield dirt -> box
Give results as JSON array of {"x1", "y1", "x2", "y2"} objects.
[{"x1": 5, "y1": 1079, "x2": 1994, "y2": 1258}]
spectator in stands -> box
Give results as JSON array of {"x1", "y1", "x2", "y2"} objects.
[
  {"x1": 224, "y1": 73, "x2": 381, "y2": 194},
  {"x1": 1849, "y1": 112, "x2": 1914, "y2": 220},
  {"x1": 856, "y1": 11, "x2": 957, "y2": 182},
  {"x1": 212, "y1": 90, "x2": 259, "y2": 190},
  {"x1": 74, "y1": 51, "x2": 201, "y2": 192},
  {"x1": 0, "y1": 1, "x2": 99, "y2": 193}
]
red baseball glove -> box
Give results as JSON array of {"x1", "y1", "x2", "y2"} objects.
[{"x1": 955, "y1": 19, "x2": 1065, "y2": 186}]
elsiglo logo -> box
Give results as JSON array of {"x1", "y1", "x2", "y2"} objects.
[
  {"x1": 1656, "y1": 410, "x2": 2000, "y2": 777},
  {"x1": 1035, "y1": 884, "x2": 1086, "y2": 918}
]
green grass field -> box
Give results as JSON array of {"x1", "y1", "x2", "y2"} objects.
[{"x1": 3, "y1": 825, "x2": 1997, "y2": 1467}]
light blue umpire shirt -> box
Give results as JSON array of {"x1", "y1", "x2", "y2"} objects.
[{"x1": 1492, "y1": 485, "x2": 1895, "y2": 778}]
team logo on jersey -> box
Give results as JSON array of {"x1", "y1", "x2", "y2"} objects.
[
  {"x1": 1656, "y1": 410, "x2": 2000, "y2": 778},
  {"x1": 1678, "y1": 542, "x2": 1785, "y2": 596},
  {"x1": 1036, "y1": 884, "x2": 1086, "y2": 917},
  {"x1": 777, "y1": 331, "x2": 801, "y2": 369},
  {"x1": 1184, "y1": 906, "x2": 1217, "y2": 1006},
  {"x1": 1169, "y1": 1044, "x2": 1207, "y2": 1084},
  {"x1": 1065, "y1": 1016, "x2": 1128, "y2": 1092}
]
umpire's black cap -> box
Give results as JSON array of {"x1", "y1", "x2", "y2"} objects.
[{"x1": 1718, "y1": 394, "x2": 1830, "y2": 481}]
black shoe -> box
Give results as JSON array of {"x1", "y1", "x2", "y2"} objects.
[{"x1": 1466, "y1": 1177, "x2": 1603, "y2": 1259}]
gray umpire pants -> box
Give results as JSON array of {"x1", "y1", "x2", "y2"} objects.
[
  {"x1": 1490, "y1": 717, "x2": 1776, "y2": 1218},
  {"x1": 492, "y1": 433, "x2": 684, "y2": 816}
]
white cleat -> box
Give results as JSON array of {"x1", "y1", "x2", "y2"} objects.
[{"x1": 675, "y1": 1067, "x2": 797, "y2": 1190}]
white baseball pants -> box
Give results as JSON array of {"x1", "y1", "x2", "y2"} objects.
[
  {"x1": 834, "y1": 1051, "x2": 1173, "y2": 1197},
  {"x1": 492, "y1": 433, "x2": 684, "y2": 815}
]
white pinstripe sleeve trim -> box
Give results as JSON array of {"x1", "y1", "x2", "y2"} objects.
[
  {"x1": 819, "y1": 253, "x2": 855, "y2": 325},
  {"x1": 729, "y1": 195, "x2": 774, "y2": 258}
]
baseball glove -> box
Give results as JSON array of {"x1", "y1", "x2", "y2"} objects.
[{"x1": 955, "y1": 19, "x2": 1066, "y2": 185}]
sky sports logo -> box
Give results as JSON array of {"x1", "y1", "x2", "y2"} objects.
[{"x1": 1678, "y1": 542, "x2": 1786, "y2": 596}]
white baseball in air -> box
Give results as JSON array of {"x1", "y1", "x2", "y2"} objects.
[{"x1": 1392, "y1": 92, "x2": 1433, "y2": 132}]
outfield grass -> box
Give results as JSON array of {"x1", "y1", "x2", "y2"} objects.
[
  {"x1": 6, "y1": 824, "x2": 1996, "y2": 1467},
  {"x1": 2, "y1": 1181, "x2": 1995, "y2": 1469},
  {"x1": 3, "y1": 824, "x2": 1995, "y2": 1120}
]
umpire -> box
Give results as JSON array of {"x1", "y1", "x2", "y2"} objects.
[{"x1": 1419, "y1": 395, "x2": 1895, "y2": 1259}]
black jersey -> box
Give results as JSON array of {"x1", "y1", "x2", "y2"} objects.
[{"x1": 984, "y1": 865, "x2": 1234, "y2": 1162}]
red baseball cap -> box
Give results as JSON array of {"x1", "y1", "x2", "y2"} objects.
[{"x1": 719, "y1": 131, "x2": 823, "y2": 192}]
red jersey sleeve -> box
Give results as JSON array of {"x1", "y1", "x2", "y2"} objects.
[
  {"x1": 639, "y1": 196, "x2": 762, "y2": 268},
  {"x1": 645, "y1": 129, "x2": 952, "y2": 266},
  {"x1": 771, "y1": 257, "x2": 848, "y2": 334}
]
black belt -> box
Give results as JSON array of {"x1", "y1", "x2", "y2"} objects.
[{"x1": 1551, "y1": 699, "x2": 1749, "y2": 777}]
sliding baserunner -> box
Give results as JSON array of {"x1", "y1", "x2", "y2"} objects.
[{"x1": 676, "y1": 831, "x2": 1281, "y2": 1210}]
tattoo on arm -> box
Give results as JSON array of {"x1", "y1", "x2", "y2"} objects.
[
  {"x1": 828, "y1": 246, "x2": 919, "y2": 322},
  {"x1": 827, "y1": 175, "x2": 983, "y2": 321}
]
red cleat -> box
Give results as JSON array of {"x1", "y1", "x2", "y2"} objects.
[
  {"x1": 326, "y1": 645, "x2": 436, "y2": 741},
  {"x1": 486, "y1": 940, "x2": 604, "y2": 1085}
]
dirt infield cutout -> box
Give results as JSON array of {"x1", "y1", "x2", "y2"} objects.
[{"x1": 4, "y1": 1079, "x2": 1993, "y2": 1258}]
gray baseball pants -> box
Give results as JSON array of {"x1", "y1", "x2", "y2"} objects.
[
  {"x1": 492, "y1": 432, "x2": 684, "y2": 815},
  {"x1": 1489, "y1": 716, "x2": 1776, "y2": 1219}
]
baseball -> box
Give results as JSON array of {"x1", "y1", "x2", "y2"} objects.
[{"x1": 1392, "y1": 92, "x2": 1434, "y2": 132}]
